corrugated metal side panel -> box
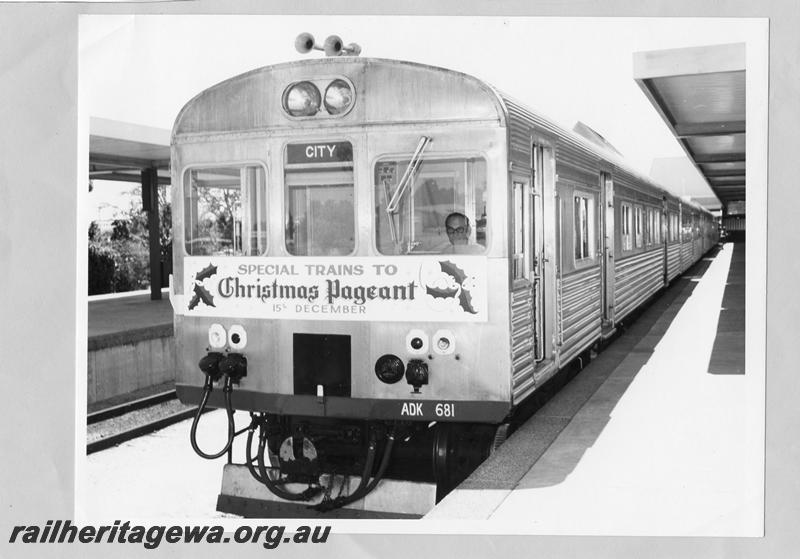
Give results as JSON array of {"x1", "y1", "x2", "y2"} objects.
[
  {"x1": 510, "y1": 285, "x2": 535, "y2": 398},
  {"x1": 614, "y1": 249, "x2": 664, "y2": 321},
  {"x1": 559, "y1": 267, "x2": 601, "y2": 362},
  {"x1": 503, "y1": 98, "x2": 599, "y2": 176},
  {"x1": 667, "y1": 242, "x2": 682, "y2": 281},
  {"x1": 681, "y1": 241, "x2": 694, "y2": 272},
  {"x1": 505, "y1": 101, "x2": 532, "y2": 169},
  {"x1": 613, "y1": 168, "x2": 667, "y2": 203}
]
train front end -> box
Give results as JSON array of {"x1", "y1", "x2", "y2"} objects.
[{"x1": 170, "y1": 57, "x2": 513, "y2": 499}]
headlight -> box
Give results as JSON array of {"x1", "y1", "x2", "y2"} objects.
[
  {"x1": 324, "y1": 79, "x2": 354, "y2": 115},
  {"x1": 375, "y1": 354, "x2": 405, "y2": 384},
  {"x1": 282, "y1": 81, "x2": 321, "y2": 117},
  {"x1": 208, "y1": 323, "x2": 227, "y2": 349},
  {"x1": 228, "y1": 324, "x2": 247, "y2": 351}
]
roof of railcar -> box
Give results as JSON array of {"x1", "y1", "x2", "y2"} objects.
[
  {"x1": 173, "y1": 57, "x2": 711, "y2": 215},
  {"x1": 172, "y1": 57, "x2": 508, "y2": 138}
]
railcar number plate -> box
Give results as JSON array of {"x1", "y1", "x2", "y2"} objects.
[{"x1": 400, "y1": 401, "x2": 456, "y2": 418}]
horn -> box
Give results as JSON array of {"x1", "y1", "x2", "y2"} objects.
[
  {"x1": 295, "y1": 32, "x2": 320, "y2": 54},
  {"x1": 323, "y1": 35, "x2": 344, "y2": 57},
  {"x1": 344, "y1": 42, "x2": 362, "y2": 56}
]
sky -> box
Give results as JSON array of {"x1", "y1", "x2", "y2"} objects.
[{"x1": 81, "y1": 15, "x2": 761, "y2": 222}]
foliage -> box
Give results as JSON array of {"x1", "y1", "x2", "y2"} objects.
[
  {"x1": 88, "y1": 243, "x2": 116, "y2": 295},
  {"x1": 87, "y1": 184, "x2": 173, "y2": 295}
]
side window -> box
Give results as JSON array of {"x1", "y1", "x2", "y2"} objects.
[
  {"x1": 512, "y1": 181, "x2": 526, "y2": 279},
  {"x1": 634, "y1": 205, "x2": 643, "y2": 248},
  {"x1": 573, "y1": 193, "x2": 595, "y2": 262},
  {"x1": 620, "y1": 202, "x2": 632, "y2": 251},
  {"x1": 670, "y1": 213, "x2": 679, "y2": 242},
  {"x1": 654, "y1": 209, "x2": 662, "y2": 244},
  {"x1": 183, "y1": 165, "x2": 267, "y2": 256},
  {"x1": 645, "y1": 207, "x2": 658, "y2": 246}
]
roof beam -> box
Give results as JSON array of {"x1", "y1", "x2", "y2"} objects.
[
  {"x1": 704, "y1": 170, "x2": 746, "y2": 178},
  {"x1": 674, "y1": 121, "x2": 745, "y2": 138},
  {"x1": 89, "y1": 153, "x2": 170, "y2": 169},
  {"x1": 692, "y1": 153, "x2": 746, "y2": 164}
]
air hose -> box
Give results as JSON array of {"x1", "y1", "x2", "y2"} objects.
[
  {"x1": 313, "y1": 429, "x2": 395, "y2": 512},
  {"x1": 255, "y1": 422, "x2": 323, "y2": 502},
  {"x1": 189, "y1": 352, "x2": 244, "y2": 460},
  {"x1": 190, "y1": 376, "x2": 236, "y2": 459}
]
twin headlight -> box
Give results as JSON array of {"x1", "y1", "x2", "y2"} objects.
[
  {"x1": 282, "y1": 78, "x2": 354, "y2": 117},
  {"x1": 207, "y1": 323, "x2": 247, "y2": 351}
]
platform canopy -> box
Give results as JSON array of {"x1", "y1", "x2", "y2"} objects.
[
  {"x1": 634, "y1": 43, "x2": 745, "y2": 215},
  {"x1": 89, "y1": 117, "x2": 171, "y2": 185}
]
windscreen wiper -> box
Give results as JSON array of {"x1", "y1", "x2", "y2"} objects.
[{"x1": 386, "y1": 136, "x2": 432, "y2": 214}]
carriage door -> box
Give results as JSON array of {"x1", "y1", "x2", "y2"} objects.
[
  {"x1": 599, "y1": 172, "x2": 615, "y2": 331},
  {"x1": 531, "y1": 145, "x2": 547, "y2": 362},
  {"x1": 661, "y1": 197, "x2": 669, "y2": 285}
]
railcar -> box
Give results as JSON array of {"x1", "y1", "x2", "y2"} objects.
[{"x1": 170, "y1": 36, "x2": 717, "y2": 510}]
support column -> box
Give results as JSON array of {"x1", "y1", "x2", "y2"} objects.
[{"x1": 141, "y1": 166, "x2": 161, "y2": 301}]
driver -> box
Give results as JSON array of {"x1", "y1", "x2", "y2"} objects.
[{"x1": 442, "y1": 212, "x2": 484, "y2": 254}]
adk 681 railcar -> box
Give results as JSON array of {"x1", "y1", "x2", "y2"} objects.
[{"x1": 171, "y1": 35, "x2": 717, "y2": 510}]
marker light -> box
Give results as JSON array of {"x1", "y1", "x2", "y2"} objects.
[
  {"x1": 406, "y1": 329, "x2": 429, "y2": 354},
  {"x1": 228, "y1": 324, "x2": 247, "y2": 350},
  {"x1": 282, "y1": 81, "x2": 321, "y2": 117},
  {"x1": 433, "y1": 329, "x2": 455, "y2": 355},
  {"x1": 375, "y1": 354, "x2": 405, "y2": 384},
  {"x1": 208, "y1": 323, "x2": 227, "y2": 349},
  {"x1": 324, "y1": 79, "x2": 354, "y2": 115}
]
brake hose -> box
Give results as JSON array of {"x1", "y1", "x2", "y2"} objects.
[
  {"x1": 255, "y1": 422, "x2": 322, "y2": 502},
  {"x1": 313, "y1": 429, "x2": 395, "y2": 512},
  {"x1": 189, "y1": 374, "x2": 236, "y2": 460}
]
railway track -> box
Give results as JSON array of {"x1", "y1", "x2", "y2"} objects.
[{"x1": 87, "y1": 390, "x2": 209, "y2": 454}]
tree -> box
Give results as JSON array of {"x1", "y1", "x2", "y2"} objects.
[{"x1": 87, "y1": 184, "x2": 173, "y2": 294}]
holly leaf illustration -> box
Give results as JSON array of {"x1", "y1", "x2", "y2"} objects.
[
  {"x1": 188, "y1": 291, "x2": 201, "y2": 311},
  {"x1": 426, "y1": 285, "x2": 459, "y2": 299},
  {"x1": 195, "y1": 263, "x2": 218, "y2": 282},
  {"x1": 192, "y1": 283, "x2": 215, "y2": 308},
  {"x1": 439, "y1": 260, "x2": 467, "y2": 285},
  {"x1": 458, "y1": 287, "x2": 477, "y2": 314}
]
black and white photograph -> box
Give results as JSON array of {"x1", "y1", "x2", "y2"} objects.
[
  {"x1": 79, "y1": 14, "x2": 764, "y2": 533},
  {"x1": 1, "y1": 2, "x2": 798, "y2": 558}
]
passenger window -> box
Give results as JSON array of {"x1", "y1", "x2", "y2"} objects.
[
  {"x1": 512, "y1": 181, "x2": 526, "y2": 278},
  {"x1": 374, "y1": 156, "x2": 487, "y2": 255},
  {"x1": 646, "y1": 207, "x2": 655, "y2": 246},
  {"x1": 573, "y1": 193, "x2": 595, "y2": 261},
  {"x1": 183, "y1": 165, "x2": 267, "y2": 256},
  {"x1": 620, "y1": 203, "x2": 632, "y2": 251},
  {"x1": 654, "y1": 209, "x2": 662, "y2": 244},
  {"x1": 285, "y1": 142, "x2": 355, "y2": 256},
  {"x1": 634, "y1": 206, "x2": 643, "y2": 248}
]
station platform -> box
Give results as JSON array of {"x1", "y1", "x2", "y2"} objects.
[
  {"x1": 88, "y1": 288, "x2": 172, "y2": 348},
  {"x1": 87, "y1": 288, "x2": 175, "y2": 408},
  {"x1": 426, "y1": 241, "x2": 759, "y2": 536}
]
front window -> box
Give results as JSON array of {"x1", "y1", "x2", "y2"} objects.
[
  {"x1": 183, "y1": 165, "x2": 267, "y2": 256},
  {"x1": 374, "y1": 156, "x2": 487, "y2": 254},
  {"x1": 285, "y1": 141, "x2": 355, "y2": 256}
]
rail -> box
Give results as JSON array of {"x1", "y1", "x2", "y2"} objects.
[{"x1": 87, "y1": 390, "x2": 211, "y2": 455}]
